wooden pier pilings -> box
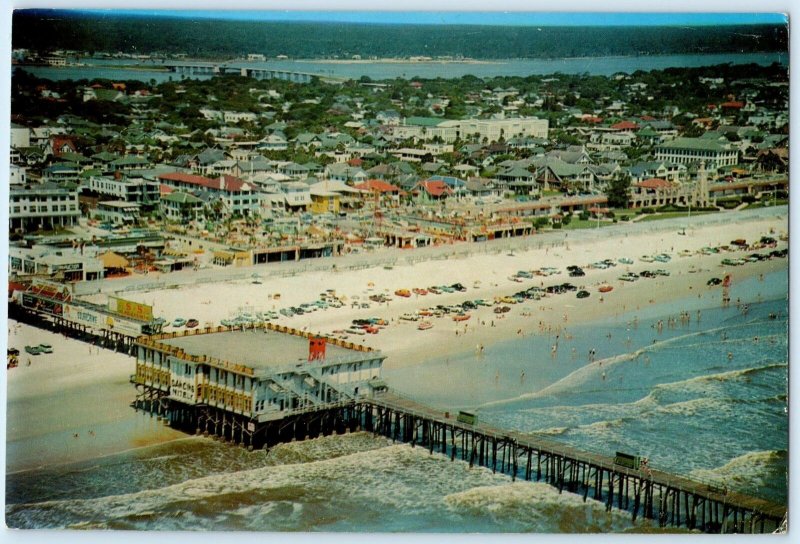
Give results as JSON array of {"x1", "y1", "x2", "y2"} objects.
[
  {"x1": 131, "y1": 388, "x2": 785, "y2": 534},
  {"x1": 357, "y1": 394, "x2": 785, "y2": 534}
]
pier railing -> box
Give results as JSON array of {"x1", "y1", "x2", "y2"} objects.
[{"x1": 355, "y1": 391, "x2": 786, "y2": 534}]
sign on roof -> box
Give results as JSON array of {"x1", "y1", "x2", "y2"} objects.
[{"x1": 109, "y1": 295, "x2": 153, "y2": 322}]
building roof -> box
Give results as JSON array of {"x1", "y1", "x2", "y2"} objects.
[
  {"x1": 354, "y1": 179, "x2": 401, "y2": 193},
  {"x1": 415, "y1": 180, "x2": 453, "y2": 197},
  {"x1": 657, "y1": 138, "x2": 732, "y2": 152},
  {"x1": 611, "y1": 121, "x2": 639, "y2": 130},
  {"x1": 161, "y1": 191, "x2": 204, "y2": 204},
  {"x1": 404, "y1": 116, "x2": 445, "y2": 127},
  {"x1": 99, "y1": 252, "x2": 130, "y2": 269},
  {"x1": 160, "y1": 329, "x2": 365, "y2": 372},
  {"x1": 158, "y1": 172, "x2": 254, "y2": 192},
  {"x1": 308, "y1": 179, "x2": 364, "y2": 195},
  {"x1": 637, "y1": 178, "x2": 673, "y2": 189}
]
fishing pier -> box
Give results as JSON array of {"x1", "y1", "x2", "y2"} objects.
[
  {"x1": 131, "y1": 325, "x2": 785, "y2": 534},
  {"x1": 356, "y1": 393, "x2": 786, "y2": 534}
]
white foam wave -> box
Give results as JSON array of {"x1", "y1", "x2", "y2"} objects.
[
  {"x1": 7, "y1": 434, "x2": 515, "y2": 528},
  {"x1": 480, "y1": 349, "x2": 648, "y2": 409},
  {"x1": 444, "y1": 482, "x2": 633, "y2": 532},
  {"x1": 689, "y1": 450, "x2": 787, "y2": 490}
]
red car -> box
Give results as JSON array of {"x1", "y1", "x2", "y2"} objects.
[{"x1": 186, "y1": 319, "x2": 199, "y2": 328}]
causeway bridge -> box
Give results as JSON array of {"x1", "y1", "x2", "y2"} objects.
[
  {"x1": 165, "y1": 62, "x2": 319, "y2": 83},
  {"x1": 141, "y1": 388, "x2": 786, "y2": 534}
]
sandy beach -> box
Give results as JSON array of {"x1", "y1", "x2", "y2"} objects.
[
  {"x1": 6, "y1": 212, "x2": 788, "y2": 471},
  {"x1": 6, "y1": 321, "x2": 185, "y2": 473},
  {"x1": 108, "y1": 212, "x2": 787, "y2": 370}
]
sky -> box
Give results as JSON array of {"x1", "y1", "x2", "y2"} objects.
[{"x1": 73, "y1": 11, "x2": 787, "y2": 26}]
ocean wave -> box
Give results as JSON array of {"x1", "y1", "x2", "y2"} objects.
[
  {"x1": 479, "y1": 349, "x2": 648, "y2": 409},
  {"x1": 653, "y1": 362, "x2": 787, "y2": 392},
  {"x1": 443, "y1": 482, "x2": 633, "y2": 532},
  {"x1": 6, "y1": 436, "x2": 520, "y2": 530},
  {"x1": 532, "y1": 427, "x2": 570, "y2": 436},
  {"x1": 689, "y1": 450, "x2": 788, "y2": 495}
]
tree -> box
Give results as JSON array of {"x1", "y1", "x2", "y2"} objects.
[{"x1": 606, "y1": 173, "x2": 631, "y2": 208}]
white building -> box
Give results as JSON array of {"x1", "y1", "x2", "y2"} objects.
[
  {"x1": 223, "y1": 111, "x2": 259, "y2": 124},
  {"x1": 9, "y1": 183, "x2": 81, "y2": 233},
  {"x1": 84, "y1": 175, "x2": 161, "y2": 205},
  {"x1": 10, "y1": 123, "x2": 31, "y2": 149},
  {"x1": 94, "y1": 201, "x2": 142, "y2": 226},
  {"x1": 395, "y1": 116, "x2": 548, "y2": 144},
  {"x1": 654, "y1": 138, "x2": 738, "y2": 171},
  {"x1": 10, "y1": 165, "x2": 27, "y2": 186}
]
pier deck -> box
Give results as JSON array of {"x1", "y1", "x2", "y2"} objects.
[{"x1": 358, "y1": 391, "x2": 786, "y2": 534}]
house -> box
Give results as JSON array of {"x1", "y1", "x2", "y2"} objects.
[
  {"x1": 279, "y1": 182, "x2": 312, "y2": 212},
  {"x1": 533, "y1": 158, "x2": 598, "y2": 193},
  {"x1": 10, "y1": 123, "x2": 31, "y2": 149},
  {"x1": 83, "y1": 173, "x2": 161, "y2": 206},
  {"x1": 496, "y1": 166, "x2": 537, "y2": 195},
  {"x1": 412, "y1": 180, "x2": 453, "y2": 203},
  {"x1": 160, "y1": 191, "x2": 205, "y2": 222},
  {"x1": 257, "y1": 133, "x2": 289, "y2": 151},
  {"x1": 376, "y1": 110, "x2": 401, "y2": 125},
  {"x1": 324, "y1": 163, "x2": 368, "y2": 183},
  {"x1": 110, "y1": 155, "x2": 152, "y2": 172},
  {"x1": 546, "y1": 147, "x2": 593, "y2": 165},
  {"x1": 426, "y1": 175, "x2": 467, "y2": 196},
  {"x1": 195, "y1": 148, "x2": 230, "y2": 175},
  {"x1": 453, "y1": 164, "x2": 480, "y2": 177},
  {"x1": 308, "y1": 180, "x2": 364, "y2": 212},
  {"x1": 43, "y1": 135, "x2": 78, "y2": 159},
  {"x1": 610, "y1": 121, "x2": 639, "y2": 132},
  {"x1": 42, "y1": 162, "x2": 83, "y2": 184},
  {"x1": 223, "y1": 111, "x2": 258, "y2": 124},
  {"x1": 157, "y1": 172, "x2": 261, "y2": 217},
  {"x1": 94, "y1": 201, "x2": 141, "y2": 226},
  {"x1": 465, "y1": 177, "x2": 500, "y2": 197},
  {"x1": 354, "y1": 179, "x2": 402, "y2": 196},
  {"x1": 627, "y1": 161, "x2": 687, "y2": 184},
  {"x1": 10, "y1": 165, "x2": 27, "y2": 186}
]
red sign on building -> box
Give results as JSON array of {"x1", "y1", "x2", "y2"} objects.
[{"x1": 308, "y1": 337, "x2": 327, "y2": 361}]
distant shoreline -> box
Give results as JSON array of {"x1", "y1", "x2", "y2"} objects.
[{"x1": 294, "y1": 58, "x2": 504, "y2": 65}]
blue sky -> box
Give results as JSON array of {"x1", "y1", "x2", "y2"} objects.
[{"x1": 79, "y1": 11, "x2": 787, "y2": 26}]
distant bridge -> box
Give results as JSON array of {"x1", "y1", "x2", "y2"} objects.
[{"x1": 165, "y1": 62, "x2": 323, "y2": 83}]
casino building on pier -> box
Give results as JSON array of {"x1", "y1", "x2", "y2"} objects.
[{"x1": 132, "y1": 323, "x2": 386, "y2": 448}]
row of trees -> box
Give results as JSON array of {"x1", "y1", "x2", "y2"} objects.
[{"x1": 13, "y1": 11, "x2": 787, "y2": 59}]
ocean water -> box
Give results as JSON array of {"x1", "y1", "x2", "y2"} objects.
[{"x1": 5, "y1": 268, "x2": 788, "y2": 531}]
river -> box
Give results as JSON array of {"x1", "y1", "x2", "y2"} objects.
[{"x1": 14, "y1": 51, "x2": 788, "y2": 83}]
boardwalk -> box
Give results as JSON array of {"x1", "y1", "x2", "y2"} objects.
[{"x1": 358, "y1": 392, "x2": 786, "y2": 534}]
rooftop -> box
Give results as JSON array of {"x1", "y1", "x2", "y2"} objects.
[{"x1": 159, "y1": 329, "x2": 374, "y2": 374}]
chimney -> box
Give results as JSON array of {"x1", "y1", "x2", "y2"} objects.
[{"x1": 308, "y1": 336, "x2": 326, "y2": 361}]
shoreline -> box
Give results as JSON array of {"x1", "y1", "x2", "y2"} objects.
[{"x1": 7, "y1": 212, "x2": 788, "y2": 471}]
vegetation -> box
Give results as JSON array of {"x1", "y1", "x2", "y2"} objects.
[{"x1": 13, "y1": 11, "x2": 787, "y2": 60}]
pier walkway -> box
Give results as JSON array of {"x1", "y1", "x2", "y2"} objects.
[{"x1": 357, "y1": 392, "x2": 786, "y2": 534}]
